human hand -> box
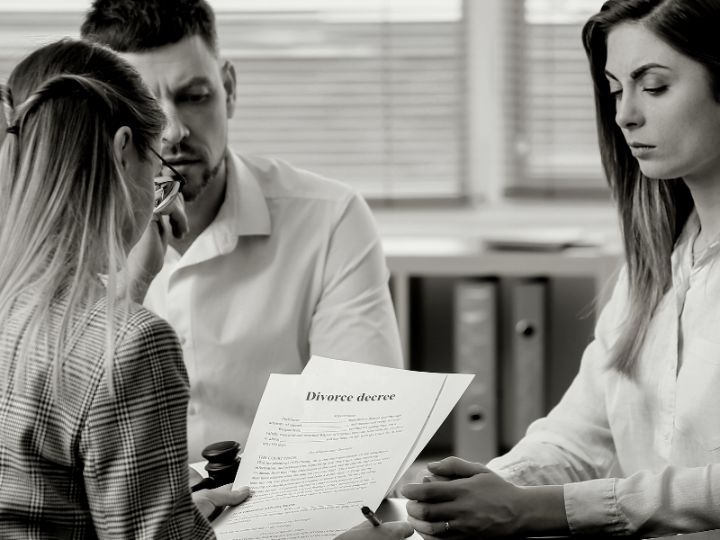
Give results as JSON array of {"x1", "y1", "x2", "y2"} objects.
[
  {"x1": 155, "y1": 187, "x2": 189, "y2": 240},
  {"x1": 192, "y1": 483, "x2": 249, "y2": 522},
  {"x1": 402, "y1": 457, "x2": 527, "y2": 539},
  {"x1": 188, "y1": 465, "x2": 204, "y2": 491},
  {"x1": 335, "y1": 520, "x2": 415, "y2": 540},
  {"x1": 125, "y1": 192, "x2": 187, "y2": 302},
  {"x1": 424, "y1": 456, "x2": 487, "y2": 481}
]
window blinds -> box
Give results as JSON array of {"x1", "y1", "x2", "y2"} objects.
[
  {"x1": 506, "y1": 0, "x2": 608, "y2": 196},
  {"x1": 216, "y1": 1, "x2": 465, "y2": 200},
  {"x1": 0, "y1": 1, "x2": 465, "y2": 201}
]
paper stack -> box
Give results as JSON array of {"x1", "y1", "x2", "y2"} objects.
[{"x1": 213, "y1": 356, "x2": 473, "y2": 540}]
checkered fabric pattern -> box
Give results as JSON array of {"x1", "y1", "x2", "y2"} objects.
[{"x1": 0, "y1": 293, "x2": 215, "y2": 539}]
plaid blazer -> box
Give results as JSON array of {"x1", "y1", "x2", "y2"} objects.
[{"x1": 0, "y1": 293, "x2": 214, "y2": 539}]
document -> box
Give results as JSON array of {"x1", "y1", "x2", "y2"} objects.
[{"x1": 213, "y1": 357, "x2": 473, "y2": 540}]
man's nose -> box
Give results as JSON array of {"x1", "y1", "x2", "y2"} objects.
[{"x1": 162, "y1": 105, "x2": 190, "y2": 147}]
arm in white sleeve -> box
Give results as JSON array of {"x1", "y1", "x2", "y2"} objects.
[
  {"x1": 309, "y1": 192, "x2": 403, "y2": 369},
  {"x1": 488, "y1": 269, "x2": 628, "y2": 485},
  {"x1": 564, "y1": 465, "x2": 720, "y2": 536},
  {"x1": 490, "y1": 265, "x2": 720, "y2": 536}
]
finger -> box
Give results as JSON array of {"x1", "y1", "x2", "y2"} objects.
[
  {"x1": 401, "y1": 480, "x2": 457, "y2": 502},
  {"x1": 188, "y1": 467, "x2": 204, "y2": 489},
  {"x1": 407, "y1": 517, "x2": 461, "y2": 539},
  {"x1": 405, "y1": 500, "x2": 457, "y2": 524},
  {"x1": 205, "y1": 484, "x2": 251, "y2": 507},
  {"x1": 383, "y1": 521, "x2": 415, "y2": 538},
  {"x1": 167, "y1": 193, "x2": 189, "y2": 239},
  {"x1": 346, "y1": 520, "x2": 373, "y2": 531},
  {"x1": 151, "y1": 215, "x2": 170, "y2": 252},
  {"x1": 348, "y1": 521, "x2": 415, "y2": 538},
  {"x1": 427, "y1": 457, "x2": 489, "y2": 478},
  {"x1": 423, "y1": 474, "x2": 451, "y2": 483},
  {"x1": 407, "y1": 517, "x2": 440, "y2": 536},
  {"x1": 416, "y1": 533, "x2": 444, "y2": 540}
]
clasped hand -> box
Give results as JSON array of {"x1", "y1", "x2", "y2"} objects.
[{"x1": 401, "y1": 457, "x2": 528, "y2": 539}]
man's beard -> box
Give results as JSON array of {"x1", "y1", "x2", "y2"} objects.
[{"x1": 182, "y1": 157, "x2": 224, "y2": 203}]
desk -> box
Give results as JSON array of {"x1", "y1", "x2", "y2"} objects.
[{"x1": 376, "y1": 498, "x2": 720, "y2": 540}]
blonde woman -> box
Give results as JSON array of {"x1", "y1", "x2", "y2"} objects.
[{"x1": 0, "y1": 39, "x2": 247, "y2": 538}]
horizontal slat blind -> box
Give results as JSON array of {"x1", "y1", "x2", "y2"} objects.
[
  {"x1": 0, "y1": 1, "x2": 465, "y2": 201},
  {"x1": 216, "y1": 2, "x2": 464, "y2": 199},
  {"x1": 507, "y1": 0, "x2": 608, "y2": 196}
]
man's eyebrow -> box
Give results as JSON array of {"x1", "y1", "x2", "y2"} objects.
[
  {"x1": 176, "y1": 76, "x2": 213, "y2": 91},
  {"x1": 604, "y1": 63, "x2": 671, "y2": 81}
]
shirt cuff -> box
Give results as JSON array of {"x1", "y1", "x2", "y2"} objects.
[{"x1": 564, "y1": 478, "x2": 631, "y2": 535}]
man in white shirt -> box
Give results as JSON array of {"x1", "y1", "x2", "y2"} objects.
[{"x1": 81, "y1": 0, "x2": 403, "y2": 460}]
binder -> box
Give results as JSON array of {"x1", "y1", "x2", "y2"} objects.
[
  {"x1": 453, "y1": 279, "x2": 498, "y2": 463},
  {"x1": 501, "y1": 278, "x2": 547, "y2": 450}
]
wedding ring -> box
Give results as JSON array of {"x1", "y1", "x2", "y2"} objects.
[{"x1": 444, "y1": 520, "x2": 451, "y2": 533}]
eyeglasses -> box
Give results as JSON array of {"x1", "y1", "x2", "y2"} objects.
[{"x1": 148, "y1": 147, "x2": 186, "y2": 214}]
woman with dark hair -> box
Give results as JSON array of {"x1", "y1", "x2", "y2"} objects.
[{"x1": 403, "y1": 0, "x2": 720, "y2": 537}]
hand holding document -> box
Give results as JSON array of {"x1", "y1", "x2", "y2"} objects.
[{"x1": 213, "y1": 356, "x2": 474, "y2": 540}]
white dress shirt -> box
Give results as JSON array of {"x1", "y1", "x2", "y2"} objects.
[
  {"x1": 145, "y1": 151, "x2": 403, "y2": 460},
  {"x1": 488, "y1": 211, "x2": 720, "y2": 536}
]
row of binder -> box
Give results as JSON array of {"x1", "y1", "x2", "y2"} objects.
[{"x1": 454, "y1": 278, "x2": 547, "y2": 463}]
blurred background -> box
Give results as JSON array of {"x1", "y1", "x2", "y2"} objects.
[
  {"x1": 0, "y1": 0, "x2": 620, "y2": 461},
  {"x1": 0, "y1": 0, "x2": 610, "y2": 200}
]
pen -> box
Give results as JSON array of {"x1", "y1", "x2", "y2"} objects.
[{"x1": 361, "y1": 505, "x2": 382, "y2": 527}]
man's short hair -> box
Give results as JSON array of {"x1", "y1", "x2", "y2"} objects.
[{"x1": 81, "y1": 0, "x2": 218, "y2": 54}]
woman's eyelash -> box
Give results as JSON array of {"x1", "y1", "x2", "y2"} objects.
[{"x1": 644, "y1": 85, "x2": 667, "y2": 94}]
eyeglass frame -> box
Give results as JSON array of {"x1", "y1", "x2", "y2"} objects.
[{"x1": 148, "y1": 146, "x2": 187, "y2": 214}]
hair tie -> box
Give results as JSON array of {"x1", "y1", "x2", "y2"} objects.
[{"x1": 1, "y1": 82, "x2": 16, "y2": 135}]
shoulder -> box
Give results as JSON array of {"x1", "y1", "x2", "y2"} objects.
[
  {"x1": 120, "y1": 304, "x2": 180, "y2": 350},
  {"x1": 94, "y1": 300, "x2": 187, "y2": 401},
  {"x1": 84, "y1": 298, "x2": 183, "y2": 372},
  {"x1": 89, "y1": 297, "x2": 178, "y2": 344},
  {"x1": 55, "y1": 297, "x2": 185, "y2": 413},
  {"x1": 237, "y1": 153, "x2": 360, "y2": 205}
]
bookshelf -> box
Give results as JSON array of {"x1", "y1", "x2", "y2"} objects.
[
  {"x1": 381, "y1": 235, "x2": 622, "y2": 462},
  {"x1": 384, "y1": 237, "x2": 621, "y2": 361}
]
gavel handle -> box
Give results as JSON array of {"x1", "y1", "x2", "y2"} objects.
[
  {"x1": 190, "y1": 476, "x2": 217, "y2": 493},
  {"x1": 208, "y1": 505, "x2": 226, "y2": 522}
]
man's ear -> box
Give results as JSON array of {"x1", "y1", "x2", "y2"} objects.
[
  {"x1": 112, "y1": 126, "x2": 134, "y2": 173},
  {"x1": 221, "y1": 60, "x2": 237, "y2": 119}
]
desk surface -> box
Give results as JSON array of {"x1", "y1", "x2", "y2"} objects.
[{"x1": 377, "y1": 498, "x2": 720, "y2": 540}]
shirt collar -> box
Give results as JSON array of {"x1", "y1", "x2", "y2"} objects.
[
  {"x1": 671, "y1": 209, "x2": 720, "y2": 272},
  {"x1": 674, "y1": 210, "x2": 699, "y2": 258},
  {"x1": 217, "y1": 150, "x2": 271, "y2": 237}
]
